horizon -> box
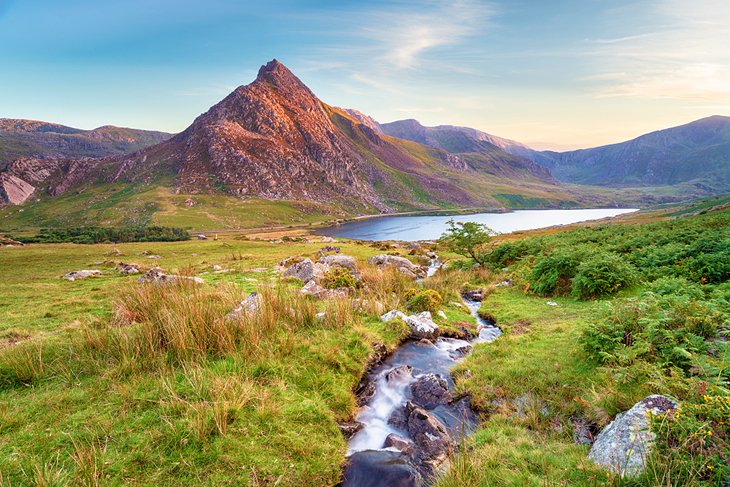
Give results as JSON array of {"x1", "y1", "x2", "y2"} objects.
[{"x1": 1, "y1": 0, "x2": 729, "y2": 150}]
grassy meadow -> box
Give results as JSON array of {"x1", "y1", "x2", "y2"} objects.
[{"x1": 0, "y1": 198, "x2": 727, "y2": 486}]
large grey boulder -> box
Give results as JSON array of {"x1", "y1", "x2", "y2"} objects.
[
  {"x1": 63, "y1": 270, "x2": 101, "y2": 281},
  {"x1": 588, "y1": 394, "x2": 677, "y2": 477}
]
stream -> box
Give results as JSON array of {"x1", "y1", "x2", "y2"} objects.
[{"x1": 342, "y1": 260, "x2": 501, "y2": 486}]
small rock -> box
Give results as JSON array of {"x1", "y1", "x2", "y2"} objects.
[
  {"x1": 116, "y1": 262, "x2": 141, "y2": 275},
  {"x1": 380, "y1": 310, "x2": 408, "y2": 322},
  {"x1": 226, "y1": 292, "x2": 261, "y2": 320},
  {"x1": 410, "y1": 374, "x2": 452, "y2": 409},
  {"x1": 384, "y1": 434, "x2": 413, "y2": 454},
  {"x1": 196, "y1": 234, "x2": 208, "y2": 240},
  {"x1": 461, "y1": 289, "x2": 484, "y2": 301},
  {"x1": 63, "y1": 270, "x2": 101, "y2": 281},
  {"x1": 546, "y1": 301, "x2": 558, "y2": 306},
  {"x1": 321, "y1": 236, "x2": 335, "y2": 243},
  {"x1": 338, "y1": 421, "x2": 365, "y2": 438},
  {"x1": 437, "y1": 310, "x2": 447, "y2": 319},
  {"x1": 386, "y1": 365, "x2": 413, "y2": 383},
  {"x1": 211, "y1": 264, "x2": 222, "y2": 271},
  {"x1": 137, "y1": 267, "x2": 204, "y2": 285}
]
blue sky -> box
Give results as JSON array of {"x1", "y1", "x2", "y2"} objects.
[{"x1": 1, "y1": 0, "x2": 728, "y2": 149}]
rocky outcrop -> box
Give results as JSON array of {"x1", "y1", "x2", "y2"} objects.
[
  {"x1": 300, "y1": 279, "x2": 350, "y2": 299},
  {"x1": 63, "y1": 270, "x2": 101, "y2": 281},
  {"x1": 0, "y1": 173, "x2": 35, "y2": 205},
  {"x1": 588, "y1": 394, "x2": 677, "y2": 477},
  {"x1": 282, "y1": 258, "x2": 329, "y2": 283}
]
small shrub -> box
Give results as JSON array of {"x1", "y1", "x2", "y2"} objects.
[
  {"x1": 320, "y1": 268, "x2": 356, "y2": 289},
  {"x1": 531, "y1": 251, "x2": 580, "y2": 296},
  {"x1": 646, "y1": 277, "x2": 704, "y2": 300},
  {"x1": 404, "y1": 289, "x2": 443, "y2": 313},
  {"x1": 571, "y1": 253, "x2": 636, "y2": 299}
]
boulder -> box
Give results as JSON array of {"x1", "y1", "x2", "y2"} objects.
[
  {"x1": 368, "y1": 254, "x2": 425, "y2": 278},
  {"x1": 588, "y1": 394, "x2": 677, "y2": 477},
  {"x1": 318, "y1": 254, "x2": 357, "y2": 273},
  {"x1": 63, "y1": 270, "x2": 101, "y2": 281},
  {"x1": 405, "y1": 402, "x2": 452, "y2": 478},
  {"x1": 404, "y1": 312, "x2": 439, "y2": 339},
  {"x1": 116, "y1": 262, "x2": 141, "y2": 275},
  {"x1": 319, "y1": 245, "x2": 340, "y2": 253},
  {"x1": 410, "y1": 374, "x2": 452, "y2": 409},
  {"x1": 342, "y1": 450, "x2": 421, "y2": 487},
  {"x1": 282, "y1": 258, "x2": 325, "y2": 283},
  {"x1": 388, "y1": 406, "x2": 409, "y2": 431},
  {"x1": 226, "y1": 292, "x2": 261, "y2": 320},
  {"x1": 321, "y1": 236, "x2": 335, "y2": 243}
]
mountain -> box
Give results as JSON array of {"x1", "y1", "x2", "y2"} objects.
[
  {"x1": 379, "y1": 119, "x2": 553, "y2": 179},
  {"x1": 0, "y1": 119, "x2": 171, "y2": 171},
  {"x1": 0, "y1": 60, "x2": 608, "y2": 229},
  {"x1": 534, "y1": 116, "x2": 730, "y2": 190}
]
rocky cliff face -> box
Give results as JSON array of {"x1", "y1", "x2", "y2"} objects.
[{"x1": 0, "y1": 60, "x2": 564, "y2": 211}]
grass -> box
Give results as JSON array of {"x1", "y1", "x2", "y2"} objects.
[{"x1": 0, "y1": 201, "x2": 727, "y2": 485}]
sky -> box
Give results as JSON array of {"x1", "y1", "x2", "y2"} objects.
[{"x1": 1, "y1": 0, "x2": 729, "y2": 150}]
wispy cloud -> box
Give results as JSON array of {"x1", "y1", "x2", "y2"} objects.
[
  {"x1": 588, "y1": 0, "x2": 730, "y2": 100},
  {"x1": 360, "y1": 0, "x2": 495, "y2": 70}
]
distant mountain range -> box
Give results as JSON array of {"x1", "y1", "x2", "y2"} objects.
[
  {"x1": 379, "y1": 116, "x2": 730, "y2": 193},
  {"x1": 0, "y1": 60, "x2": 604, "y2": 228},
  {"x1": 1, "y1": 59, "x2": 727, "y2": 229},
  {"x1": 0, "y1": 119, "x2": 171, "y2": 171}
]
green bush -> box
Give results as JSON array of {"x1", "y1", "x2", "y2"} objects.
[
  {"x1": 15, "y1": 226, "x2": 190, "y2": 244},
  {"x1": 320, "y1": 268, "x2": 357, "y2": 289},
  {"x1": 646, "y1": 276, "x2": 704, "y2": 300},
  {"x1": 531, "y1": 251, "x2": 581, "y2": 296},
  {"x1": 571, "y1": 253, "x2": 636, "y2": 299},
  {"x1": 404, "y1": 288, "x2": 443, "y2": 313}
]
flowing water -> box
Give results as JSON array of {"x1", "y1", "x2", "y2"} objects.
[
  {"x1": 343, "y1": 288, "x2": 501, "y2": 485},
  {"x1": 318, "y1": 208, "x2": 638, "y2": 242}
]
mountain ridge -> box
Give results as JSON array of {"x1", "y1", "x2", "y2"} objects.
[{"x1": 1, "y1": 60, "x2": 593, "y2": 229}]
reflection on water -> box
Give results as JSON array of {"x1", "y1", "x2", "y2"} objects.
[{"x1": 318, "y1": 208, "x2": 637, "y2": 241}]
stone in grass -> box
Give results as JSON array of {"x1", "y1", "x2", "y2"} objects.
[
  {"x1": 137, "y1": 267, "x2": 204, "y2": 285},
  {"x1": 404, "y1": 311, "x2": 439, "y2": 339},
  {"x1": 380, "y1": 310, "x2": 408, "y2": 322},
  {"x1": 63, "y1": 270, "x2": 101, "y2": 281},
  {"x1": 226, "y1": 292, "x2": 261, "y2": 320},
  {"x1": 588, "y1": 394, "x2": 677, "y2": 477}
]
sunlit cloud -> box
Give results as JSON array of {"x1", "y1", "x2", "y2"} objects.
[{"x1": 589, "y1": 0, "x2": 730, "y2": 101}]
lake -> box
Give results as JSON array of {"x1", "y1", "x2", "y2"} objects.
[{"x1": 317, "y1": 208, "x2": 638, "y2": 241}]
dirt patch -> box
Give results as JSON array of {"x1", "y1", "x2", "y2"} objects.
[{"x1": 511, "y1": 319, "x2": 532, "y2": 335}]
